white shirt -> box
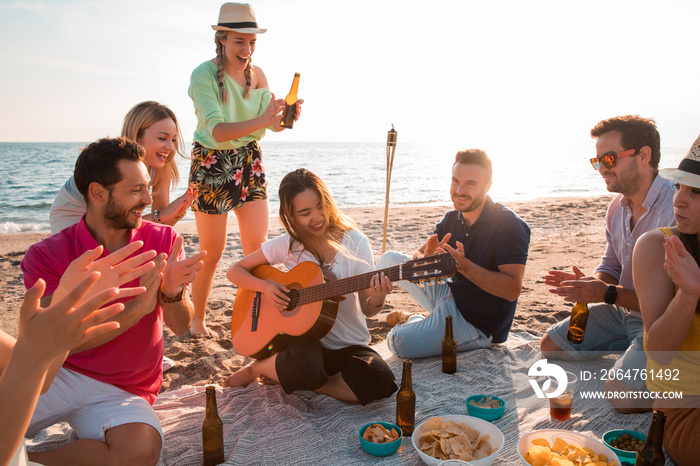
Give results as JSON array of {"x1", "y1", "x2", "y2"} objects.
[{"x1": 261, "y1": 229, "x2": 375, "y2": 350}]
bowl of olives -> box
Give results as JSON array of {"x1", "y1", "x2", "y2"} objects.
[{"x1": 602, "y1": 429, "x2": 646, "y2": 465}]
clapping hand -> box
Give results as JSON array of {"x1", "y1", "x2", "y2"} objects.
[
  {"x1": 52, "y1": 242, "x2": 156, "y2": 305},
  {"x1": 159, "y1": 236, "x2": 206, "y2": 298},
  {"x1": 663, "y1": 235, "x2": 700, "y2": 297}
]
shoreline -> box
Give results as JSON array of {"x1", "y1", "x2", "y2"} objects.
[{"x1": 0, "y1": 195, "x2": 613, "y2": 391}]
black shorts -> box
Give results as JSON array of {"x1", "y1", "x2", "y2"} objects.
[
  {"x1": 189, "y1": 141, "x2": 267, "y2": 215},
  {"x1": 275, "y1": 340, "x2": 398, "y2": 406}
]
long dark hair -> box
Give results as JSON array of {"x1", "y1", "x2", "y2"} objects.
[{"x1": 278, "y1": 168, "x2": 357, "y2": 264}]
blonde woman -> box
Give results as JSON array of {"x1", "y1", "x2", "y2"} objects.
[
  {"x1": 50, "y1": 101, "x2": 196, "y2": 234},
  {"x1": 187, "y1": 2, "x2": 302, "y2": 337}
]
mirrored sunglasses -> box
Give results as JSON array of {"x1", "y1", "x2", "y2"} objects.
[{"x1": 590, "y1": 149, "x2": 637, "y2": 170}]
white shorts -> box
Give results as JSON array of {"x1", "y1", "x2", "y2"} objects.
[{"x1": 27, "y1": 368, "x2": 163, "y2": 452}]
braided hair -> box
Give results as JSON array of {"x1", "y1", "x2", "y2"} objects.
[{"x1": 214, "y1": 31, "x2": 253, "y2": 102}]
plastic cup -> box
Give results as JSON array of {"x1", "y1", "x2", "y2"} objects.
[{"x1": 549, "y1": 371, "x2": 577, "y2": 421}]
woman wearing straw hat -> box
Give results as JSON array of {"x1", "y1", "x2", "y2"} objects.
[
  {"x1": 633, "y1": 134, "x2": 700, "y2": 466},
  {"x1": 188, "y1": 3, "x2": 302, "y2": 337}
]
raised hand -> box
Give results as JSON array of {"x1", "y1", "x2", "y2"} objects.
[
  {"x1": 663, "y1": 235, "x2": 700, "y2": 297},
  {"x1": 426, "y1": 233, "x2": 452, "y2": 257},
  {"x1": 160, "y1": 184, "x2": 197, "y2": 224},
  {"x1": 160, "y1": 236, "x2": 206, "y2": 298},
  {"x1": 260, "y1": 93, "x2": 284, "y2": 127},
  {"x1": 543, "y1": 265, "x2": 585, "y2": 288},
  {"x1": 19, "y1": 274, "x2": 127, "y2": 358},
  {"x1": 52, "y1": 242, "x2": 156, "y2": 305}
]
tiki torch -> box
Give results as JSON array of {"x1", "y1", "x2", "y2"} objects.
[{"x1": 382, "y1": 125, "x2": 397, "y2": 253}]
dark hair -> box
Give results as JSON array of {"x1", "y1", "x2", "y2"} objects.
[
  {"x1": 278, "y1": 168, "x2": 357, "y2": 264},
  {"x1": 590, "y1": 115, "x2": 661, "y2": 169},
  {"x1": 74, "y1": 137, "x2": 145, "y2": 204},
  {"x1": 454, "y1": 149, "x2": 493, "y2": 181}
]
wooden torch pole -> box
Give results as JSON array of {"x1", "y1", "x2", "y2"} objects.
[{"x1": 383, "y1": 125, "x2": 397, "y2": 253}]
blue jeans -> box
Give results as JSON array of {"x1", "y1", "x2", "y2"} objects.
[
  {"x1": 546, "y1": 303, "x2": 647, "y2": 390},
  {"x1": 377, "y1": 251, "x2": 491, "y2": 359}
]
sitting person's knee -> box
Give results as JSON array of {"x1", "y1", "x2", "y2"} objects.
[
  {"x1": 603, "y1": 379, "x2": 652, "y2": 414},
  {"x1": 540, "y1": 334, "x2": 564, "y2": 357},
  {"x1": 105, "y1": 423, "x2": 161, "y2": 466},
  {"x1": 376, "y1": 251, "x2": 405, "y2": 269}
]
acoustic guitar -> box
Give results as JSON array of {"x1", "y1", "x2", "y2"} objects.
[{"x1": 231, "y1": 253, "x2": 457, "y2": 359}]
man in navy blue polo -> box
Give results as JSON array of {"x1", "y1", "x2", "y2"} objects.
[{"x1": 377, "y1": 149, "x2": 531, "y2": 359}]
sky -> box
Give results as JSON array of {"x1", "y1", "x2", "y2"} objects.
[{"x1": 1, "y1": 0, "x2": 699, "y2": 153}]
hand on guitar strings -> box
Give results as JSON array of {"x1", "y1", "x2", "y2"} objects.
[{"x1": 261, "y1": 279, "x2": 291, "y2": 311}]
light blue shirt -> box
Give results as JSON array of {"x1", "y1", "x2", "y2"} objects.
[{"x1": 596, "y1": 174, "x2": 676, "y2": 318}]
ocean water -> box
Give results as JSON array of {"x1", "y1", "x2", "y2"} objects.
[{"x1": 0, "y1": 142, "x2": 686, "y2": 234}]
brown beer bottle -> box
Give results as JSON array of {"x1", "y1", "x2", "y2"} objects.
[
  {"x1": 566, "y1": 302, "x2": 589, "y2": 344},
  {"x1": 280, "y1": 73, "x2": 300, "y2": 129},
  {"x1": 396, "y1": 360, "x2": 415, "y2": 435},
  {"x1": 202, "y1": 386, "x2": 225, "y2": 466},
  {"x1": 635, "y1": 410, "x2": 666, "y2": 466},
  {"x1": 442, "y1": 315, "x2": 457, "y2": 374}
]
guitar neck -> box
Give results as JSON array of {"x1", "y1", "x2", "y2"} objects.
[{"x1": 298, "y1": 264, "x2": 403, "y2": 304}]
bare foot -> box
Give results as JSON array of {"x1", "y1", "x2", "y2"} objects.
[
  {"x1": 189, "y1": 320, "x2": 210, "y2": 339},
  {"x1": 387, "y1": 310, "x2": 409, "y2": 327},
  {"x1": 223, "y1": 363, "x2": 257, "y2": 388}
]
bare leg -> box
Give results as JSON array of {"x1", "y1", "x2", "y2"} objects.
[
  {"x1": 223, "y1": 355, "x2": 278, "y2": 388},
  {"x1": 190, "y1": 212, "x2": 229, "y2": 337},
  {"x1": 604, "y1": 379, "x2": 653, "y2": 413},
  {"x1": 29, "y1": 422, "x2": 161, "y2": 466},
  {"x1": 232, "y1": 199, "x2": 269, "y2": 256},
  {"x1": 315, "y1": 373, "x2": 359, "y2": 402}
]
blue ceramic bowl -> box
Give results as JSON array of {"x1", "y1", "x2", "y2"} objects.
[
  {"x1": 602, "y1": 429, "x2": 646, "y2": 465},
  {"x1": 466, "y1": 395, "x2": 506, "y2": 421},
  {"x1": 359, "y1": 422, "x2": 402, "y2": 456}
]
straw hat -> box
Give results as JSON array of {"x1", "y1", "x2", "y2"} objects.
[
  {"x1": 659, "y1": 133, "x2": 700, "y2": 189},
  {"x1": 211, "y1": 3, "x2": 266, "y2": 34}
]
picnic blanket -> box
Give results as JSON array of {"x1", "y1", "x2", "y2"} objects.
[{"x1": 27, "y1": 330, "x2": 677, "y2": 465}]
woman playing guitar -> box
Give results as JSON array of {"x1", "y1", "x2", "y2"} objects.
[{"x1": 223, "y1": 168, "x2": 398, "y2": 404}]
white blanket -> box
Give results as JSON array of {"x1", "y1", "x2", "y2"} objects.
[{"x1": 27, "y1": 331, "x2": 676, "y2": 465}]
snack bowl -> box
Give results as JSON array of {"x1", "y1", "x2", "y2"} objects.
[
  {"x1": 466, "y1": 395, "x2": 506, "y2": 421},
  {"x1": 518, "y1": 429, "x2": 621, "y2": 465},
  {"x1": 411, "y1": 415, "x2": 504, "y2": 466},
  {"x1": 358, "y1": 421, "x2": 402, "y2": 456},
  {"x1": 602, "y1": 429, "x2": 646, "y2": 465}
]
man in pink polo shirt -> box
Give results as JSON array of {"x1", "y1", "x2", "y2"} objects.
[{"x1": 21, "y1": 137, "x2": 205, "y2": 465}]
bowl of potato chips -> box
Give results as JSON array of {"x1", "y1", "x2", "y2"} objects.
[
  {"x1": 359, "y1": 421, "x2": 402, "y2": 456},
  {"x1": 518, "y1": 429, "x2": 621, "y2": 466},
  {"x1": 411, "y1": 415, "x2": 503, "y2": 466},
  {"x1": 466, "y1": 395, "x2": 505, "y2": 421}
]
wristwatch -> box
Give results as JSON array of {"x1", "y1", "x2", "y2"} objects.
[
  {"x1": 152, "y1": 210, "x2": 161, "y2": 223},
  {"x1": 160, "y1": 287, "x2": 184, "y2": 303},
  {"x1": 604, "y1": 285, "x2": 618, "y2": 305}
]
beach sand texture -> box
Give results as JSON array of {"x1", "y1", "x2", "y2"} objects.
[{"x1": 0, "y1": 196, "x2": 610, "y2": 392}]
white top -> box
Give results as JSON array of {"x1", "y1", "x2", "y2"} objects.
[{"x1": 261, "y1": 229, "x2": 375, "y2": 350}]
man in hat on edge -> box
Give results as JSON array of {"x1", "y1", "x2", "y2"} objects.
[
  {"x1": 20, "y1": 137, "x2": 205, "y2": 465},
  {"x1": 376, "y1": 149, "x2": 531, "y2": 359},
  {"x1": 541, "y1": 115, "x2": 675, "y2": 413}
]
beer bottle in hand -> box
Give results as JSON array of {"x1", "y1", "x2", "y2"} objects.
[
  {"x1": 280, "y1": 73, "x2": 300, "y2": 129},
  {"x1": 396, "y1": 360, "x2": 415, "y2": 435},
  {"x1": 566, "y1": 302, "x2": 589, "y2": 344},
  {"x1": 635, "y1": 410, "x2": 666, "y2": 466},
  {"x1": 442, "y1": 315, "x2": 457, "y2": 374},
  {"x1": 202, "y1": 386, "x2": 225, "y2": 466}
]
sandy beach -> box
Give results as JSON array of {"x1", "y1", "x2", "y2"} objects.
[{"x1": 0, "y1": 196, "x2": 611, "y2": 392}]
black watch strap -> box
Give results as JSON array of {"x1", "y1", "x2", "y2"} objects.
[{"x1": 604, "y1": 285, "x2": 618, "y2": 305}]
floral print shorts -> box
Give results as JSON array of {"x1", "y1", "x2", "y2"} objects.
[{"x1": 189, "y1": 141, "x2": 268, "y2": 214}]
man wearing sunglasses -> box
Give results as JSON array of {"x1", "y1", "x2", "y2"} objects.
[{"x1": 541, "y1": 115, "x2": 675, "y2": 413}]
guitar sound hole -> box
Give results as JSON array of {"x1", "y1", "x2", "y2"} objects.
[{"x1": 285, "y1": 289, "x2": 300, "y2": 311}]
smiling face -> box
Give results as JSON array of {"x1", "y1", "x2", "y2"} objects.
[
  {"x1": 450, "y1": 163, "x2": 492, "y2": 214},
  {"x1": 103, "y1": 160, "x2": 152, "y2": 230},
  {"x1": 220, "y1": 31, "x2": 256, "y2": 71},
  {"x1": 291, "y1": 188, "x2": 328, "y2": 238},
  {"x1": 137, "y1": 117, "x2": 177, "y2": 170},
  {"x1": 595, "y1": 131, "x2": 641, "y2": 196}
]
